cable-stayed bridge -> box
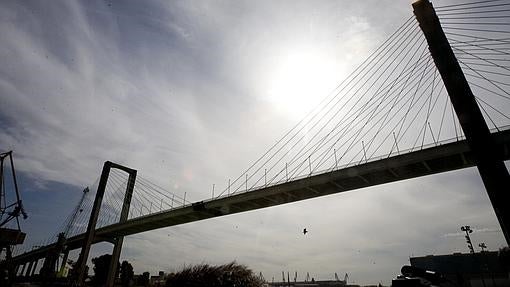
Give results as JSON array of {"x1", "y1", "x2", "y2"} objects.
[{"x1": 6, "y1": 0, "x2": 510, "y2": 285}]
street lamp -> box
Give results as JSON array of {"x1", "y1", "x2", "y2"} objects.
[{"x1": 461, "y1": 225, "x2": 475, "y2": 254}]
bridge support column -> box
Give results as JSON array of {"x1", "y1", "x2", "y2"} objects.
[
  {"x1": 75, "y1": 161, "x2": 137, "y2": 286},
  {"x1": 58, "y1": 250, "x2": 68, "y2": 276},
  {"x1": 25, "y1": 261, "x2": 33, "y2": 277},
  {"x1": 75, "y1": 161, "x2": 113, "y2": 285},
  {"x1": 31, "y1": 259, "x2": 39, "y2": 276},
  {"x1": 106, "y1": 168, "x2": 136, "y2": 287},
  {"x1": 19, "y1": 263, "x2": 26, "y2": 277},
  {"x1": 414, "y1": 0, "x2": 510, "y2": 245}
]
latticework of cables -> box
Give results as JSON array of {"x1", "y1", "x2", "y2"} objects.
[{"x1": 437, "y1": 0, "x2": 510, "y2": 131}]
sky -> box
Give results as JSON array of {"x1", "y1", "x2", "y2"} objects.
[{"x1": 0, "y1": 0, "x2": 508, "y2": 285}]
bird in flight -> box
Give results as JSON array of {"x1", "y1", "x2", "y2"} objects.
[{"x1": 303, "y1": 228, "x2": 308, "y2": 235}]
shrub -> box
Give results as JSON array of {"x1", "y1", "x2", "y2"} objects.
[{"x1": 165, "y1": 262, "x2": 264, "y2": 287}]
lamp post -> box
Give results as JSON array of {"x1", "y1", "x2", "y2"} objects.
[{"x1": 461, "y1": 225, "x2": 475, "y2": 254}]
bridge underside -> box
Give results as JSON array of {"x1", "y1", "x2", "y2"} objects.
[{"x1": 12, "y1": 129, "x2": 510, "y2": 264}]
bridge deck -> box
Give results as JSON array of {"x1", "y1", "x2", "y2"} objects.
[{"x1": 12, "y1": 129, "x2": 510, "y2": 263}]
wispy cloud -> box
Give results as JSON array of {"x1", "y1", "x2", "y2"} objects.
[{"x1": 1, "y1": 0, "x2": 508, "y2": 285}]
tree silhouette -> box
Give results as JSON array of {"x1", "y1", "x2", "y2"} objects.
[
  {"x1": 165, "y1": 262, "x2": 264, "y2": 287},
  {"x1": 120, "y1": 261, "x2": 134, "y2": 287},
  {"x1": 91, "y1": 254, "x2": 119, "y2": 286}
]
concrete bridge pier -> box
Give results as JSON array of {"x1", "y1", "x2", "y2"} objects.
[
  {"x1": 75, "y1": 161, "x2": 137, "y2": 286},
  {"x1": 31, "y1": 259, "x2": 39, "y2": 277},
  {"x1": 19, "y1": 263, "x2": 26, "y2": 277},
  {"x1": 106, "y1": 167, "x2": 136, "y2": 287},
  {"x1": 24, "y1": 261, "x2": 33, "y2": 277},
  {"x1": 58, "y1": 250, "x2": 69, "y2": 276}
]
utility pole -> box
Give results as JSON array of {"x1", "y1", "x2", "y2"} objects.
[{"x1": 413, "y1": 0, "x2": 510, "y2": 246}]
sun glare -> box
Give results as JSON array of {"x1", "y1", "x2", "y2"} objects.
[{"x1": 265, "y1": 49, "x2": 341, "y2": 119}]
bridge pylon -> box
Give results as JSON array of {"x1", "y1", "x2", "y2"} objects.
[
  {"x1": 74, "y1": 161, "x2": 137, "y2": 287},
  {"x1": 413, "y1": 0, "x2": 510, "y2": 245}
]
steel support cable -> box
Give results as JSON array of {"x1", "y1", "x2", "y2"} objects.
[
  {"x1": 436, "y1": 3, "x2": 510, "y2": 12},
  {"x1": 280, "y1": 26, "x2": 425, "y2": 181},
  {"x1": 351, "y1": 50, "x2": 433, "y2": 164},
  {"x1": 132, "y1": 182, "x2": 174, "y2": 211},
  {"x1": 437, "y1": 9, "x2": 510, "y2": 16},
  {"x1": 476, "y1": 97, "x2": 500, "y2": 130},
  {"x1": 436, "y1": 88, "x2": 450, "y2": 141},
  {"x1": 132, "y1": 185, "x2": 172, "y2": 213},
  {"x1": 452, "y1": 40, "x2": 510, "y2": 47},
  {"x1": 469, "y1": 81, "x2": 510, "y2": 101},
  {"x1": 449, "y1": 40, "x2": 510, "y2": 57},
  {"x1": 394, "y1": 54, "x2": 433, "y2": 148},
  {"x1": 475, "y1": 96, "x2": 510, "y2": 121},
  {"x1": 398, "y1": 72, "x2": 446, "y2": 149},
  {"x1": 443, "y1": 27, "x2": 510, "y2": 34},
  {"x1": 367, "y1": 67, "x2": 443, "y2": 161},
  {"x1": 443, "y1": 22, "x2": 510, "y2": 25},
  {"x1": 446, "y1": 32, "x2": 510, "y2": 45},
  {"x1": 289, "y1": 54, "x2": 437, "y2": 179},
  {"x1": 103, "y1": 170, "x2": 124, "y2": 212},
  {"x1": 300, "y1": 50, "x2": 431, "y2": 176},
  {"x1": 233, "y1": 21, "x2": 420, "y2": 193},
  {"x1": 461, "y1": 64, "x2": 510, "y2": 77},
  {"x1": 457, "y1": 56, "x2": 510, "y2": 101},
  {"x1": 459, "y1": 61, "x2": 510, "y2": 69},
  {"x1": 452, "y1": 46, "x2": 510, "y2": 52},
  {"x1": 374, "y1": 82, "x2": 446, "y2": 160},
  {"x1": 325, "y1": 53, "x2": 435, "y2": 167},
  {"x1": 245, "y1": 22, "x2": 421, "y2": 191},
  {"x1": 99, "y1": 181, "x2": 120, "y2": 225},
  {"x1": 100, "y1": 186, "x2": 122, "y2": 227},
  {"x1": 281, "y1": 44, "x2": 433, "y2": 182},
  {"x1": 303, "y1": 28, "x2": 427, "y2": 174},
  {"x1": 436, "y1": 0, "x2": 507, "y2": 9},
  {"x1": 345, "y1": 63, "x2": 439, "y2": 165},
  {"x1": 134, "y1": 179, "x2": 183, "y2": 208},
  {"x1": 129, "y1": 183, "x2": 167, "y2": 216},
  {"x1": 308, "y1": 47, "x2": 434, "y2": 173},
  {"x1": 217, "y1": 17, "x2": 417, "y2": 196},
  {"x1": 440, "y1": 15, "x2": 510, "y2": 20},
  {"x1": 457, "y1": 56, "x2": 510, "y2": 61},
  {"x1": 103, "y1": 172, "x2": 127, "y2": 216},
  {"x1": 134, "y1": 178, "x2": 174, "y2": 205},
  {"x1": 293, "y1": 63, "x2": 437, "y2": 177},
  {"x1": 411, "y1": 79, "x2": 445, "y2": 151},
  {"x1": 422, "y1": 68, "x2": 439, "y2": 148},
  {"x1": 136, "y1": 175, "x2": 186, "y2": 203},
  {"x1": 464, "y1": 71, "x2": 510, "y2": 87},
  {"x1": 131, "y1": 183, "x2": 161, "y2": 215},
  {"x1": 338, "y1": 39, "x2": 428, "y2": 169},
  {"x1": 131, "y1": 185, "x2": 162, "y2": 216}
]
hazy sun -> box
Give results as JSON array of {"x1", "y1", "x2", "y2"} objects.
[{"x1": 265, "y1": 48, "x2": 341, "y2": 119}]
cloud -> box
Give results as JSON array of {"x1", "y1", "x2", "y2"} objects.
[{"x1": 2, "y1": 0, "x2": 509, "y2": 285}]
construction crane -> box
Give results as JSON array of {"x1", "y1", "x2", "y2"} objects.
[
  {"x1": 0, "y1": 151, "x2": 27, "y2": 228},
  {"x1": 335, "y1": 272, "x2": 349, "y2": 284},
  {"x1": 0, "y1": 151, "x2": 28, "y2": 286}
]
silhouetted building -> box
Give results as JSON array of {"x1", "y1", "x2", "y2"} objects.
[{"x1": 410, "y1": 252, "x2": 509, "y2": 287}]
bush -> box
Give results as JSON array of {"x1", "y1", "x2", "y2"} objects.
[{"x1": 165, "y1": 262, "x2": 264, "y2": 287}]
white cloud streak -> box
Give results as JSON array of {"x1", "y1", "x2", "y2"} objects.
[{"x1": 1, "y1": 0, "x2": 508, "y2": 284}]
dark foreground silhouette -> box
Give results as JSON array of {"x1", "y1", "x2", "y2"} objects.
[{"x1": 165, "y1": 262, "x2": 264, "y2": 287}]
